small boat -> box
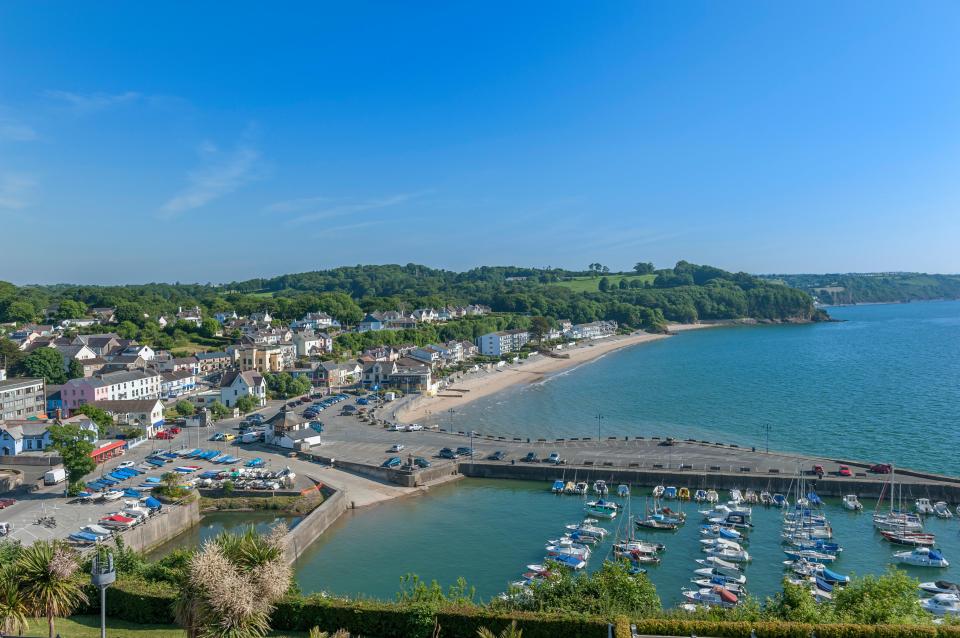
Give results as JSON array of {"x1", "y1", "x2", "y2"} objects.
[
  {"x1": 574, "y1": 482, "x2": 588, "y2": 495},
  {"x1": 806, "y1": 492, "x2": 823, "y2": 507},
  {"x1": 565, "y1": 522, "x2": 608, "y2": 539},
  {"x1": 652, "y1": 485, "x2": 665, "y2": 498},
  {"x1": 880, "y1": 530, "x2": 936, "y2": 546},
  {"x1": 916, "y1": 498, "x2": 935, "y2": 515},
  {"x1": 99, "y1": 514, "x2": 136, "y2": 529},
  {"x1": 102, "y1": 489, "x2": 124, "y2": 502},
  {"x1": 707, "y1": 511, "x2": 752, "y2": 529},
  {"x1": 663, "y1": 486, "x2": 677, "y2": 500},
  {"x1": 692, "y1": 577, "x2": 746, "y2": 594},
  {"x1": 622, "y1": 550, "x2": 661, "y2": 565},
  {"x1": 551, "y1": 480, "x2": 565, "y2": 494},
  {"x1": 786, "y1": 539, "x2": 842, "y2": 554},
  {"x1": 783, "y1": 549, "x2": 836, "y2": 563},
  {"x1": 682, "y1": 586, "x2": 738, "y2": 608},
  {"x1": 694, "y1": 489, "x2": 708, "y2": 502},
  {"x1": 921, "y1": 594, "x2": 960, "y2": 617},
  {"x1": 700, "y1": 525, "x2": 743, "y2": 541},
  {"x1": 635, "y1": 516, "x2": 679, "y2": 531},
  {"x1": 842, "y1": 494, "x2": 863, "y2": 511},
  {"x1": 704, "y1": 546, "x2": 751, "y2": 563},
  {"x1": 614, "y1": 540, "x2": 665, "y2": 555},
  {"x1": 547, "y1": 554, "x2": 586, "y2": 570},
  {"x1": 593, "y1": 480, "x2": 608, "y2": 495},
  {"x1": 693, "y1": 567, "x2": 746, "y2": 585},
  {"x1": 729, "y1": 489, "x2": 743, "y2": 504},
  {"x1": 584, "y1": 499, "x2": 618, "y2": 519},
  {"x1": 895, "y1": 547, "x2": 949, "y2": 568},
  {"x1": 617, "y1": 484, "x2": 631, "y2": 498},
  {"x1": 918, "y1": 580, "x2": 959, "y2": 595},
  {"x1": 759, "y1": 491, "x2": 773, "y2": 506},
  {"x1": 696, "y1": 556, "x2": 742, "y2": 576},
  {"x1": 785, "y1": 559, "x2": 850, "y2": 584},
  {"x1": 743, "y1": 489, "x2": 758, "y2": 504},
  {"x1": 545, "y1": 544, "x2": 590, "y2": 560},
  {"x1": 874, "y1": 513, "x2": 924, "y2": 532},
  {"x1": 69, "y1": 531, "x2": 100, "y2": 544},
  {"x1": 933, "y1": 501, "x2": 953, "y2": 519},
  {"x1": 705, "y1": 489, "x2": 719, "y2": 504},
  {"x1": 81, "y1": 524, "x2": 113, "y2": 538},
  {"x1": 700, "y1": 538, "x2": 743, "y2": 551},
  {"x1": 772, "y1": 493, "x2": 788, "y2": 508},
  {"x1": 563, "y1": 481, "x2": 576, "y2": 494},
  {"x1": 678, "y1": 487, "x2": 690, "y2": 500}
]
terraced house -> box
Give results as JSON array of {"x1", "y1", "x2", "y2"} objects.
[{"x1": 61, "y1": 369, "x2": 162, "y2": 412}]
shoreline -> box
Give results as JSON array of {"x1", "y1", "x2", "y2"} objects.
[{"x1": 392, "y1": 323, "x2": 719, "y2": 425}]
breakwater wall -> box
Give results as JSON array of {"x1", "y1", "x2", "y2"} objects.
[
  {"x1": 111, "y1": 497, "x2": 202, "y2": 554},
  {"x1": 459, "y1": 462, "x2": 960, "y2": 501},
  {"x1": 286, "y1": 486, "x2": 347, "y2": 564},
  {"x1": 299, "y1": 451, "x2": 458, "y2": 488}
]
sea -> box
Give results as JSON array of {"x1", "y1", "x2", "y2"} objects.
[{"x1": 162, "y1": 302, "x2": 960, "y2": 606}]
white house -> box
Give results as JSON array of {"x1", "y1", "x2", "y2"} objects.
[
  {"x1": 264, "y1": 408, "x2": 322, "y2": 449},
  {"x1": 219, "y1": 371, "x2": 266, "y2": 408},
  {"x1": 91, "y1": 399, "x2": 166, "y2": 437},
  {"x1": 476, "y1": 329, "x2": 529, "y2": 356}
]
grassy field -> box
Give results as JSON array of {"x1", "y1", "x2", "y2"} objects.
[
  {"x1": 27, "y1": 617, "x2": 310, "y2": 638},
  {"x1": 550, "y1": 273, "x2": 656, "y2": 292}
]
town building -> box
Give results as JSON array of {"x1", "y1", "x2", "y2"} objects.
[
  {"x1": 0, "y1": 372, "x2": 46, "y2": 421},
  {"x1": 219, "y1": 370, "x2": 266, "y2": 408},
  {"x1": 476, "y1": 329, "x2": 530, "y2": 356},
  {"x1": 161, "y1": 370, "x2": 197, "y2": 399},
  {"x1": 91, "y1": 399, "x2": 165, "y2": 437},
  {"x1": 61, "y1": 369, "x2": 162, "y2": 412},
  {"x1": 264, "y1": 408, "x2": 322, "y2": 449}
]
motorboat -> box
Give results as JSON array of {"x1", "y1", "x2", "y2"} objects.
[
  {"x1": 693, "y1": 567, "x2": 746, "y2": 585},
  {"x1": 617, "y1": 484, "x2": 631, "y2": 498},
  {"x1": 918, "y1": 580, "x2": 959, "y2": 595},
  {"x1": 895, "y1": 547, "x2": 949, "y2": 568},
  {"x1": 545, "y1": 544, "x2": 590, "y2": 560},
  {"x1": 706, "y1": 489, "x2": 719, "y2": 503},
  {"x1": 593, "y1": 480, "x2": 608, "y2": 495},
  {"x1": 772, "y1": 493, "x2": 788, "y2": 508},
  {"x1": 565, "y1": 522, "x2": 608, "y2": 539},
  {"x1": 682, "y1": 586, "x2": 738, "y2": 608},
  {"x1": 743, "y1": 489, "x2": 758, "y2": 504},
  {"x1": 614, "y1": 540, "x2": 665, "y2": 555},
  {"x1": 783, "y1": 549, "x2": 836, "y2": 563},
  {"x1": 551, "y1": 480, "x2": 565, "y2": 494},
  {"x1": 574, "y1": 482, "x2": 588, "y2": 495},
  {"x1": 704, "y1": 546, "x2": 750, "y2": 563},
  {"x1": 663, "y1": 486, "x2": 678, "y2": 500},
  {"x1": 584, "y1": 499, "x2": 618, "y2": 519},
  {"x1": 696, "y1": 556, "x2": 742, "y2": 576},
  {"x1": 784, "y1": 538, "x2": 842, "y2": 554},
  {"x1": 636, "y1": 516, "x2": 679, "y2": 531},
  {"x1": 916, "y1": 498, "x2": 935, "y2": 515},
  {"x1": 678, "y1": 487, "x2": 690, "y2": 500},
  {"x1": 707, "y1": 511, "x2": 752, "y2": 529},
  {"x1": 563, "y1": 481, "x2": 577, "y2": 494},
  {"x1": 933, "y1": 501, "x2": 953, "y2": 519},
  {"x1": 99, "y1": 514, "x2": 136, "y2": 529},
  {"x1": 873, "y1": 512, "x2": 924, "y2": 532},
  {"x1": 69, "y1": 531, "x2": 100, "y2": 544},
  {"x1": 700, "y1": 525, "x2": 743, "y2": 542},
  {"x1": 784, "y1": 559, "x2": 849, "y2": 583},
  {"x1": 102, "y1": 489, "x2": 124, "y2": 502},
  {"x1": 759, "y1": 491, "x2": 773, "y2": 506},
  {"x1": 692, "y1": 577, "x2": 746, "y2": 594},
  {"x1": 842, "y1": 495, "x2": 863, "y2": 511},
  {"x1": 694, "y1": 489, "x2": 708, "y2": 502},
  {"x1": 920, "y1": 594, "x2": 960, "y2": 617},
  {"x1": 729, "y1": 489, "x2": 743, "y2": 504},
  {"x1": 622, "y1": 549, "x2": 661, "y2": 565},
  {"x1": 547, "y1": 554, "x2": 586, "y2": 570},
  {"x1": 652, "y1": 485, "x2": 665, "y2": 498},
  {"x1": 81, "y1": 524, "x2": 113, "y2": 538},
  {"x1": 699, "y1": 538, "x2": 743, "y2": 552},
  {"x1": 880, "y1": 530, "x2": 936, "y2": 547}
]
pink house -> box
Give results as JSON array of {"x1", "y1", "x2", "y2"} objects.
[{"x1": 62, "y1": 370, "x2": 161, "y2": 412}]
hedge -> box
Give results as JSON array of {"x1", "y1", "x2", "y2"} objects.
[
  {"x1": 631, "y1": 620, "x2": 955, "y2": 638},
  {"x1": 79, "y1": 577, "x2": 177, "y2": 625}
]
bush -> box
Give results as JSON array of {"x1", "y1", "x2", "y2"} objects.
[{"x1": 78, "y1": 576, "x2": 176, "y2": 624}]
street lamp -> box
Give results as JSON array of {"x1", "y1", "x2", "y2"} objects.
[
  {"x1": 90, "y1": 548, "x2": 116, "y2": 638},
  {"x1": 596, "y1": 413, "x2": 603, "y2": 442}
]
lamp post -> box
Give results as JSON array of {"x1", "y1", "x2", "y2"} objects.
[
  {"x1": 90, "y1": 548, "x2": 116, "y2": 638},
  {"x1": 596, "y1": 413, "x2": 603, "y2": 442}
]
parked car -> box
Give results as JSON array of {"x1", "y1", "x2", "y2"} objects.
[
  {"x1": 838, "y1": 465, "x2": 852, "y2": 477},
  {"x1": 413, "y1": 457, "x2": 431, "y2": 468},
  {"x1": 116, "y1": 461, "x2": 135, "y2": 469},
  {"x1": 299, "y1": 396, "x2": 311, "y2": 403},
  {"x1": 487, "y1": 451, "x2": 506, "y2": 461},
  {"x1": 545, "y1": 452, "x2": 565, "y2": 465},
  {"x1": 0, "y1": 498, "x2": 16, "y2": 510},
  {"x1": 869, "y1": 463, "x2": 892, "y2": 474},
  {"x1": 438, "y1": 448, "x2": 459, "y2": 459},
  {"x1": 381, "y1": 457, "x2": 402, "y2": 468},
  {"x1": 248, "y1": 414, "x2": 264, "y2": 424},
  {"x1": 389, "y1": 443, "x2": 405, "y2": 453},
  {"x1": 406, "y1": 423, "x2": 423, "y2": 431},
  {"x1": 455, "y1": 446, "x2": 473, "y2": 457},
  {"x1": 812, "y1": 464, "x2": 824, "y2": 477},
  {"x1": 522, "y1": 452, "x2": 538, "y2": 463}
]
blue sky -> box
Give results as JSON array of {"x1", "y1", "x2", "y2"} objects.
[{"x1": 1, "y1": 1, "x2": 958, "y2": 284}]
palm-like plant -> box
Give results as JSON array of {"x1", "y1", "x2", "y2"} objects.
[
  {"x1": 477, "y1": 621, "x2": 523, "y2": 638},
  {"x1": 175, "y1": 524, "x2": 292, "y2": 638},
  {"x1": 0, "y1": 565, "x2": 28, "y2": 637},
  {"x1": 14, "y1": 541, "x2": 88, "y2": 638}
]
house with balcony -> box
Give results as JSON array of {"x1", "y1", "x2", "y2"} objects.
[{"x1": 476, "y1": 329, "x2": 530, "y2": 356}]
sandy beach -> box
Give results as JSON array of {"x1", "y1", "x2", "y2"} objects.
[{"x1": 393, "y1": 323, "x2": 717, "y2": 424}]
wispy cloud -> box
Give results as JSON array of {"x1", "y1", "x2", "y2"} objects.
[
  {"x1": 0, "y1": 173, "x2": 36, "y2": 210},
  {"x1": 0, "y1": 116, "x2": 37, "y2": 142},
  {"x1": 269, "y1": 192, "x2": 428, "y2": 227},
  {"x1": 44, "y1": 90, "x2": 141, "y2": 113},
  {"x1": 160, "y1": 141, "x2": 260, "y2": 217}
]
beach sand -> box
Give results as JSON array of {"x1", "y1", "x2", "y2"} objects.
[{"x1": 393, "y1": 323, "x2": 717, "y2": 424}]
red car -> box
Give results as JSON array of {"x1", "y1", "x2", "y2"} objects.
[
  {"x1": 869, "y1": 463, "x2": 892, "y2": 474},
  {"x1": 838, "y1": 465, "x2": 852, "y2": 477},
  {"x1": 0, "y1": 498, "x2": 16, "y2": 509}
]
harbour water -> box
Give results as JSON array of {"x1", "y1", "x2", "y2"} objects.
[
  {"x1": 453, "y1": 301, "x2": 960, "y2": 476},
  {"x1": 295, "y1": 301, "x2": 960, "y2": 603},
  {"x1": 295, "y1": 478, "x2": 960, "y2": 605},
  {"x1": 147, "y1": 511, "x2": 297, "y2": 560}
]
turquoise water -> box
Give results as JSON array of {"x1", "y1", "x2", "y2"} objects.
[
  {"x1": 453, "y1": 301, "x2": 960, "y2": 476},
  {"x1": 294, "y1": 302, "x2": 960, "y2": 604},
  {"x1": 295, "y1": 478, "x2": 960, "y2": 605},
  {"x1": 147, "y1": 511, "x2": 297, "y2": 559}
]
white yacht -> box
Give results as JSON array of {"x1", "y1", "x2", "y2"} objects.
[{"x1": 894, "y1": 547, "x2": 949, "y2": 568}]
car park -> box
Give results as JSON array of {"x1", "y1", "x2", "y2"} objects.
[
  {"x1": 438, "y1": 448, "x2": 459, "y2": 459},
  {"x1": 487, "y1": 451, "x2": 506, "y2": 461},
  {"x1": 381, "y1": 456, "x2": 402, "y2": 468}
]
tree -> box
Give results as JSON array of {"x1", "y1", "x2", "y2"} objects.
[
  {"x1": 54, "y1": 300, "x2": 86, "y2": 320},
  {"x1": 16, "y1": 348, "x2": 67, "y2": 385},
  {"x1": 66, "y1": 358, "x2": 84, "y2": 380},
  {"x1": 46, "y1": 423, "x2": 97, "y2": 494},
  {"x1": 73, "y1": 404, "x2": 113, "y2": 438},
  {"x1": 235, "y1": 395, "x2": 258, "y2": 414},
  {"x1": 14, "y1": 541, "x2": 88, "y2": 638},
  {"x1": 175, "y1": 400, "x2": 196, "y2": 417},
  {"x1": 116, "y1": 320, "x2": 139, "y2": 339},
  {"x1": 633, "y1": 262, "x2": 654, "y2": 275},
  {"x1": 831, "y1": 568, "x2": 925, "y2": 624},
  {"x1": 174, "y1": 525, "x2": 291, "y2": 638},
  {"x1": 598, "y1": 277, "x2": 611, "y2": 292},
  {"x1": 0, "y1": 563, "x2": 28, "y2": 637},
  {"x1": 209, "y1": 401, "x2": 230, "y2": 421},
  {"x1": 478, "y1": 621, "x2": 523, "y2": 638},
  {"x1": 0, "y1": 337, "x2": 24, "y2": 371},
  {"x1": 199, "y1": 318, "x2": 221, "y2": 338},
  {"x1": 529, "y1": 316, "x2": 550, "y2": 344},
  {"x1": 3, "y1": 300, "x2": 36, "y2": 323}
]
